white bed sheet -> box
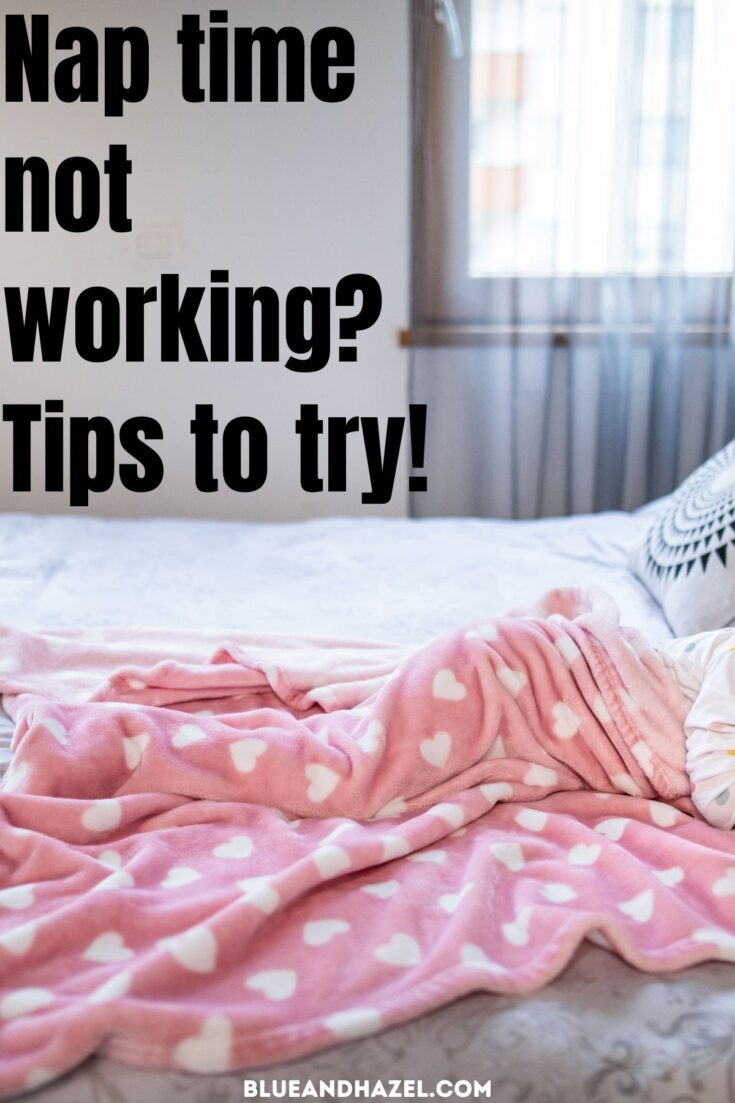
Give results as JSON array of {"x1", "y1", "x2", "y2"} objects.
[{"x1": 0, "y1": 508, "x2": 666, "y2": 639}]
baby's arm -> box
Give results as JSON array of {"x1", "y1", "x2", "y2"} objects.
[{"x1": 685, "y1": 644, "x2": 735, "y2": 829}]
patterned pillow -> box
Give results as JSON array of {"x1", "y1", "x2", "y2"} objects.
[{"x1": 632, "y1": 440, "x2": 735, "y2": 635}]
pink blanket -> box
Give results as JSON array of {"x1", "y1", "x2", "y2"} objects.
[{"x1": 2, "y1": 588, "x2": 735, "y2": 1096}]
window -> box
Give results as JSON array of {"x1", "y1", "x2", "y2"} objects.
[
  {"x1": 468, "y1": 0, "x2": 735, "y2": 277},
  {"x1": 412, "y1": 0, "x2": 735, "y2": 330}
]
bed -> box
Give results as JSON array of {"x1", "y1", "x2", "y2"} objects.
[{"x1": 2, "y1": 507, "x2": 735, "y2": 1103}]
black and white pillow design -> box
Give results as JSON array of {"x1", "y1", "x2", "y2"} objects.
[{"x1": 632, "y1": 440, "x2": 735, "y2": 635}]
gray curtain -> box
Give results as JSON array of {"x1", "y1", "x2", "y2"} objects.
[{"x1": 410, "y1": 0, "x2": 735, "y2": 519}]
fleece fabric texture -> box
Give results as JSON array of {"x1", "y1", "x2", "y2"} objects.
[{"x1": 1, "y1": 589, "x2": 734, "y2": 1098}]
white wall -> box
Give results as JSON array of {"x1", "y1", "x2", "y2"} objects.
[{"x1": 0, "y1": 0, "x2": 410, "y2": 519}]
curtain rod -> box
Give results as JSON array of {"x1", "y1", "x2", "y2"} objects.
[{"x1": 400, "y1": 323, "x2": 731, "y2": 348}]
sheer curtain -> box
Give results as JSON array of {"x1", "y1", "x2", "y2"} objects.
[{"x1": 410, "y1": 0, "x2": 735, "y2": 518}]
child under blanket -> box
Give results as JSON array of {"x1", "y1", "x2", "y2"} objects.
[
  {"x1": 0, "y1": 585, "x2": 732, "y2": 841},
  {"x1": 658, "y1": 629, "x2": 735, "y2": 830},
  {"x1": 0, "y1": 585, "x2": 732, "y2": 835}
]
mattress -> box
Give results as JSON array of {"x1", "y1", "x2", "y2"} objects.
[{"x1": 4, "y1": 508, "x2": 731, "y2": 1103}]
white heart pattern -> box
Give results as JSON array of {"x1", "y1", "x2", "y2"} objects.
[
  {"x1": 484, "y1": 735, "x2": 506, "y2": 760},
  {"x1": 92, "y1": 870, "x2": 134, "y2": 892},
  {"x1": 431, "y1": 803, "x2": 464, "y2": 829},
  {"x1": 238, "y1": 877, "x2": 280, "y2": 915},
  {"x1": 420, "y1": 731, "x2": 452, "y2": 769},
  {"x1": 490, "y1": 842, "x2": 525, "y2": 872},
  {"x1": 3, "y1": 760, "x2": 29, "y2": 791},
  {"x1": 496, "y1": 666, "x2": 528, "y2": 698},
  {"x1": 88, "y1": 969, "x2": 131, "y2": 1005},
  {"x1": 621, "y1": 691, "x2": 640, "y2": 713},
  {"x1": 374, "y1": 932, "x2": 421, "y2": 967},
  {"x1": 229, "y1": 738, "x2": 267, "y2": 774},
  {"x1": 515, "y1": 808, "x2": 548, "y2": 832},
  {"x1": 568, "y1": 843, "x2": 601, "y2": 866},
  {"x1": 650, "y1": 801, "x2": 678, "y2": 828},
  {"x1": 358, "y1": 720, "x2": 384, "y2": 755},
  {"x1": 554, "y1": 637, "x2": 581, "y2": 667},
  {"x1": 653, "y1": 866, "x2": 684, "y2": 887},
  {"x1": 303, "y1": 919, "x2": 351, "y2": 946},
  {"x1": 409, "y1": 849, "x2": 446, "y2": 865},
  {"x1": 475, "y1": 623, "x2": 499, "y2": 642},
  {"x1": 40, "y1": 718, "x2": 68, "y2": 746},
  {"x1": 480, "y1": 781, "x2": 513, "y2": 805},
  {"x1": 373, "y1": 796, "x2": 407, "y2": 819},
  {"x1": 617, "y1": 888, "x2": 654, "y2": 923},
  {"x1": 83, "y1": 931, "x2": 134, "y2": 964},
  {"x1": 432, "y1": 669, "x2": 467, "y2": 702},
  {"x1": 0, "y1": 884, "x2": 35, "y2": 911},
  {"x1": 524, "y1": 765, "x2": 558, "y2": 788},
  {"x1": 612, "y1": 773, "x2": 641, "y2": 797},
  {"x1": 713, "y1": 867, "x2": 735, "y2": 896},
  {"x1": 82, "y1": 799, "x2": 122, "y2": 834},
  {"x1": 162, "y1": 867, "x2": 202, "y2": 889},
  {"x1": 245, "y1": 969, "x2": 297, "y2": 1001},
  {"x1": 305, "y1": 763, "x2": 340, "y2": 803},
  {"x1": 324, "y1": 1007, "x2": 382, "y2": 1039},
  {"x1": 361, "y1": 880, "x2": 399, "y2": 899},
  {"x1": 541, "y1": 883, "x2": 577, "y2": 904},
  {"x1": 165, "y1": 926, "x2": 217, "y2": 974},
  {"x1": 173, "y1": 724, "x2": 207, "y2": 748},
  {"x1": 551, "y1": 702, "x2": 581, "y2": 740},
  {"x1": 382, "y1": 835, "x2": 411, "y2": 861},
  {"x1": 0, "y1": 988, "x2": 53, "y2": 1020},
  {"x1": 439, "y1": 882, "x2": 474, "y2": 914},
  {"x1": 212, "y1": 835, "x2": 253, "y2": 860},
  {"x1": 632, "y1": 741, "x2": 653, "y2": 772},
  {"x1": 595, "y1": 818, "x2": 629, "y2": 842},
  {"x1": 460, "y1": 943, "x2": 505, "y2": 973},
  {"x1": 122, "y1": 732, "x2": 150, "y2": 769},
  {"x1": 502, "y1": 905, "x2": 533, "y2": 946},
  {"x1": 314, "y1": 845, "x2": 351, "y2": 879},
  {"x1": 0, "y1": 921, "x2": 36, "y2": 956},
  {"x1": 692, "y1": 928, "x2": 735, "y2": 959},
  {"x1": 176, "y1": 1015, "x2": 232, "y2": 1072},
  {"x1": 320, "y1": 822, "x2": 353, "y2": 846}
]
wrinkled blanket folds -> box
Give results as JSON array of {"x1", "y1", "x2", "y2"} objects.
[{"x1": 1, "y1": 588, "x2": 735, "y2": 1098}]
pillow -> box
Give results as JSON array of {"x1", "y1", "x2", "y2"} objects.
[{"x1": 631, "y1": 440, "x2": 735, "y2": 636}]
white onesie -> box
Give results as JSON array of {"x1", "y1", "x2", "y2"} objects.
[{"x1": 657, "y1": 628, "x2": 735, "y2": 829}]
